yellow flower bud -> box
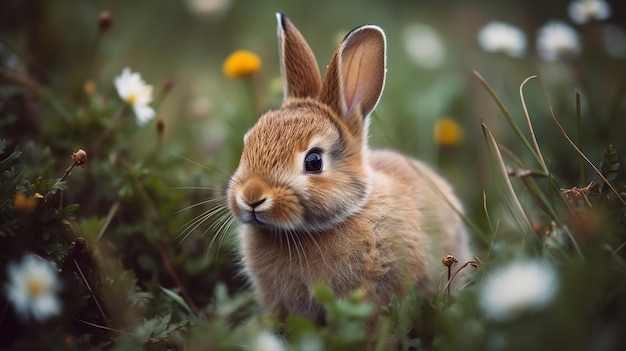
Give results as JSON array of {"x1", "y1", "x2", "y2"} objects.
[
  {"x1": 434, "y1": 117, "x2": 463, "y2": 147},
  {"x1": 223, "y1": 50, "x2": 261, "y2": 79},
  {"x1": 13, "y1": 193, "x2": 39, "y2": 213}
]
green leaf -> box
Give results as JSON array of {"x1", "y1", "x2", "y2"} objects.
[
  {"x1": 600, "y1": 144, "x2": 620, "y2": 193},
  {"x1": 133, "y1": 313, "x2": 186, "y2": 344},
  {"x1": 312, "y1": 284, "x2": 334, "y2": 305},
  {"x1": 160, "y1": 285, "x2": 193, "y2": 315},
  {"x1": 0, "y1": 140, "x2": 21, "y2": 166}
]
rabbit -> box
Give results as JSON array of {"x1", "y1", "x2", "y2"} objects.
[{"x1": 226, "y1": 13, "x2": 472, "y2": 326}]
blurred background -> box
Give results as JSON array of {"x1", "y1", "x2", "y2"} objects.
[
  {"x1": 1, "y1": 0, "x2": 626, "y2": 349},
  {"x1": 3, "y1": 0, "x2": 625, "y2": 219},
  {"x1": 3, "y1": 0, "x2": 626, "y2": 204}
]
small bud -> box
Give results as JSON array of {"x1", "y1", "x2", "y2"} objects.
[
  {"x1": 163, "y1": 78, "x2": 174, "y2": 94},
  {"x1": 72, "y1": 149, "x2": 88, "y2": 167},
  {"x1": 71, "y1": 237, "x2": 89, "y2": 255},
  {"x1": 442, "y1": 254, "x2": 458, "y2": 267},
  {"x1": 98, "y1": 10, "x2": 113, "y2": 32},
  {"x1": 156, "y1": 119, "x2": 165, "y2": 135},
  {"x1": 83, "y1": 80, "x2": 96, "y2": 97}
]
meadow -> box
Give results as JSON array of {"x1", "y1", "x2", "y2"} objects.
[{"x1": 1, "y1": 0, "x2": 625, "y2": 350}]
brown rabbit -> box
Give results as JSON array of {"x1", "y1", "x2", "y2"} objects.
[{"x1": 227, "y1": 13, "x2": 472, "y2": 325}]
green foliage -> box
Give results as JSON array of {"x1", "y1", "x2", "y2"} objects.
[{"x1": 259, "y1": 286, "x2": 379, "y2": 351}]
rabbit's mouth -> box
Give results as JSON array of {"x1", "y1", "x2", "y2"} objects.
[
  {"x1": 240, "y1": 209, "x2": 276, "y2": 228},
  {"x1": 240, "y1": 209, "x2": 264, "y2": 224},
  {"x1": 240, "y1": 209, "x2": 306, "y2": 232}
]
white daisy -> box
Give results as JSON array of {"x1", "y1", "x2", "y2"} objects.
[
  {"x1": 186, "y1": 0, "x2": 232, "y2": 16},
  {"x1": 251, "y1": 331, "x2": 285, "y2": 351},
  {"x1": 4, "y1": 254, "x2": 62, "y2": 322},
  {"x1": 114, "y1": 67, "x2": 156, "y2": 124},
  {"x1": 403, "y1": 23, "x2": 446, "y2": 69},
  {"x1": 568, "y1": 0, "x2": 611, "y2": 24},
  {"x1": 477, "y1": 21, "x2": 527, "y2": 58},
  {"x1": 537, "y1": 21, "x2": 582, "y2": 61},
  {"x1": 479, "y1": 260, "x2": 558, "y2": 320}
]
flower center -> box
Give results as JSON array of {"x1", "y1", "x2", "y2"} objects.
[
  {"x1": 127, "y1": 93, "x2": 137, "y2": 105},
  {"x1": 26, "y1": 277, "x2": 47, "y2": 298}
]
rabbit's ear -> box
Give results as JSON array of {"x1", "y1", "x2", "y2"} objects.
[
  {"x1": 277, "y1": 13, "x2": 322, "y2": 100},
  {"x1": 320, "y1": 25, "x2": 386, "y2": 133}
]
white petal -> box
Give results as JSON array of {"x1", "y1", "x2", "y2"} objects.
[
  {"x1": 3, "y1": 254, "x2": 62, "y2": 322},
  {"x1": 478, "y1": 22, "x2": 527, "y2": 57},
  {"x1": 537, "y1": 21, "x2": 581, "y2": 61},
  {"x1": 403, "y1": 23, "x2": 446, "y2": 69},
  {"x1": 480, "y1": 260, "x2": 558, "y2": 320},
  {"x1": 31, "y1": 294, "x2": 62, "y2": 322},
  {"x1": 134, "y1": 104, "x2": 156, "y2": 124},
  {"x1": 135, "y1": 85, "x2": 154, "y2": 106},
  {"x1": 251, "y1": 332, "x2": 285, "y2": 351}
]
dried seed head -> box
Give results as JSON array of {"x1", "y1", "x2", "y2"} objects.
[
  {"x1": 71, "y1": 237, "x2": 89, "y2": 255},
  {"x1": 72, "y1": 149, "x2": 88, "y2": 167},
  {"x1": 98, "y1": 11, "x2": 113, "y2": 32},
  {"x1": 442, "y1": 254, "x2": 459, "y2": 267}
]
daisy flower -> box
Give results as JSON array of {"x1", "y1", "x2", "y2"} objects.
[
  {"x1": 114, "y1": 67, "x2": 156, "y2": 124},
  {"x1": 477, "y1": 21, "x2": 527, "y2": 58},
  {"x1": 537, "y1": 21, "x2": 582, "y2": 61},
  {"x1": 4, "y1": 254, "x2": 62, "y2": 322},
  {"x1": 568, "y1": 0, "x2": 611, "y2": 24},
  {"x1": 403, "y1": 23, "x2": 446, "y2": 69},
  {"x1": 479, "y1": 260, "x2": 558, "y2": 320},
  {"x1": 251, "y1": 332, "x2": 285, "y2": 351}
]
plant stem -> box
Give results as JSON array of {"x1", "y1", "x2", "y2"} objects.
[
  {"x1": 73, "y1": 258, "x2": 109, "y2": 326},
  {"x1": 156, "y1": 243, "x2": 200, "y2": 315},
  {"x1": 576, "y1": 90, "x2": 585, "y2": 186}
]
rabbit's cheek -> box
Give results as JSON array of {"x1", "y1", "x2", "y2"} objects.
[{"x1": 267, "y1": 187, "x2": 305, "y2": 226}]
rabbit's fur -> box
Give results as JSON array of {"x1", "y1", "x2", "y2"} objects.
[{"x1": 227, "y1": 13, "x2": 472, "y2": 325}]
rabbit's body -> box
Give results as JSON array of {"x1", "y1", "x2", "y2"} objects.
[{"x1": 228, "y1": 14, "x2": 471, "y2": 325}]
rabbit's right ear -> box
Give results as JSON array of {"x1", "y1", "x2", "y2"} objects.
[
  {"x1": 319, "y1": 25, "x2": 386, "y2": 138},
  {"x1": 277, "y1": 13, "x2": 322, "y2": 100}
]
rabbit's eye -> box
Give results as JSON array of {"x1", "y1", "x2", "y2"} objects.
[{"x1": 304, "y1": 149, "x2": 323, "y2": 173}]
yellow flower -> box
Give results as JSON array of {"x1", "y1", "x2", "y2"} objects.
[
  {"x1": 13, "y1": 193, "x2": 39, "y2": 213},
  {"x1": 434, "y1": 117, "x2": 463, "y2": 147},
  {"x1": 223, "y1": 50, "x2": 261, "y2": 79}
]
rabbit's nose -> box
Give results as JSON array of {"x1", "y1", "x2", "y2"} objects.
[
  {"x1": 247, "y1": 198, "x2": 266, "y2": 209},
  {"x1": 240, "y1": 177, "x2": 269, "y2": 209}
]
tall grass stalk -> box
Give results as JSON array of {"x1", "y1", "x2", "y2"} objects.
[{"x1": 482, "y1": 122, "x2": 535, "y2": 238}]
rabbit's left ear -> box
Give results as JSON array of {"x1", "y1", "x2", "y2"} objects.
[
  {"x1": 320, "y1": 25, "x2": 386, "y2": 126},
  {"x1": 277, "y1": 13, "x2": 322, "y2": 100}
]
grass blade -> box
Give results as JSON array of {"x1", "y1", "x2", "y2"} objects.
[
  {"x1": 482, "y1": 122, "x2": 535, "y2": 237},
  {"x1": 474, "y1": 70, "x2": 544, "y2": 173},
  {"x1": 519, "y1": 75, "x2": 548, "y2": 174}
]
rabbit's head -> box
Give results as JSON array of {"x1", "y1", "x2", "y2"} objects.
[{"x1": 227, "y1": 13, "x2": 386, "y2": 233}]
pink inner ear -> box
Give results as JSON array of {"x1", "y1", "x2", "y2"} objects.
[
  {"x1": 342, "y1": 44, "x2": 367, "y2": 112},
  {"x1": 339, "y1": 34, "x2": 384, "y2": 118}
]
